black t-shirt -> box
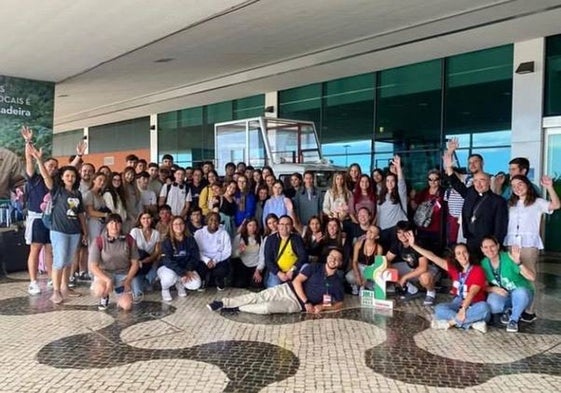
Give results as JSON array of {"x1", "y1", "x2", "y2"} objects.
[{"x1": 389, "y1": 241, "x2": 422, "y2": 269}]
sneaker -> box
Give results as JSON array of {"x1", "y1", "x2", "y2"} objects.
[
  {"x1": 98, "y1": 296, "x2": 109, "y2": 311},
  {"x1": 520, "y1": 312, "x2": 537, "y2": 323},
  {"x1": 28, "y1": 281, "x2": 41, "y2": 295},
  {"x1": 207, "y1": 300, "x2": 224, "y2": 311},
  {"x1": 401, "y1": 290, "x2": 421, "y2": 301},
  {"x1": 133, "y1": 292, "x2": 144, "y2": 304},
  {"x1": 506, "y1": 320, "x2": 519, "y2": 333},
  {"x1": 197, "y1": 282, "x2": 207, "y2": 292},
  {"x1": 216, "y1": 285, "x2": 225, "y2": 292},
  {"x1": 500, "y1": 310, "x2": 511, "y2": 325},
  {"x1": 68, "y1": 276, "x2": 76, "y2": 288},
  {"x1": 423, "y1": 295, "x2": 435, "y2": 306},
  {"x1": 431, "y1": 319, "x2": 452, "y2": 330},
  {"x1": 47, "y1": 280, "x2": 53, "y2": 289},
  {"x1": 471, "y1": 321, "x2": 488, "y2": 333},
  {"x1": 78, "y1": 272, "x2": 91, "y2": 281},
  {"x1": 161, "y1": 289, "x2": 172, "y2": 302},
  {"x1": 175, "y1": 282, "x2": 187, "y2": 297}
]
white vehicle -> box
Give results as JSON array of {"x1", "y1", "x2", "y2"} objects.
[{"x1": 214, "y1": 117, "x2": 345, "y2": 188}]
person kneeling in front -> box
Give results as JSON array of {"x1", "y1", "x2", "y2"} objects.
[
  {"x1": 207, "y1": 248, "x2": 345, "y2": 314},
  {"x1": 89, "y1": 214, "x2": 140, "y2": 311}
]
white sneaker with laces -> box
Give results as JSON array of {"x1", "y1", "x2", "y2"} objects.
[
  {"x1": 161, "y1": 289, "x2": 172, "y2": 302},
  {"x1": 28, "y1": 281, "x2": 41, "y2": 295},
  {"x1": 471, "y1": 321, "x2": 488, "y2": 333}
]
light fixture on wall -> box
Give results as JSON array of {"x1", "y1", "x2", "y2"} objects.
[
  {"x1": 515, "y1": 61, "x2": 535, "y2": 74},
  {"x1": 264, "y1": 106, "x2": 275, "y2": 113}
]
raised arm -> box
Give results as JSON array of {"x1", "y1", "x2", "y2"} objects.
[
  {"x1": 403, "y1": 231, "x2": 449, "y2": 271},
  {"x1": 21, "y1": 126, "x2": 35, "y2": 177},
  {"x1": 28, "y1": 144, "x2": 53, "y2": 190},
  {"x1": 69, "y1": 140, "x2": 87, "y2": 167},
  {"x1": 541, "y1": 176, "x2": 561, "y2": 211}
]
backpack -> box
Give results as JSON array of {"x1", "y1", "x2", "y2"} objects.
[
  {"x1": 96, "y1": 234, "x2": 135, "y2": 254},
  {"x1": 413, "y1": 200, "x2": 435, "y2": 228}
]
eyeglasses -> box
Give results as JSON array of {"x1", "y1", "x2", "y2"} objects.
[{"x1": 427, "y1": 177, "x2": 440, "y2": 182}]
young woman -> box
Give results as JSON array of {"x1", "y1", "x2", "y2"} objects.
[
  {"x1": 122, "y1": 167, "x2": 141, "y2": 232},
  {"x1": 219, "y1": 181, "x2": 238, "y2": 238},
  {"x1": 262, "y1": 180, "x2": 295, "y2": 227},
  {"x1": 157, "y1": 216, "x2": 202, "y2": 301},
  {"x1": 320, "y1": 217, "x2": 351, "y2": 273},
  {"x1": 504, "y1": 174, "x2": 560, "y2": 321},
  {"x1": 234, "y1": 175, "x2": 256, "y2": 228},
  {"x1": 345, "y1": 225, "x2": 383, "y2": 295},
  {"x1": 83, "y1": 172, "x2": 110, "y2": 246},
  {"x1": 346, "y1": 163, "x2": 362, "y2": 191},
  {"x1": 32, "y1": 146, "x2": 87, "y2": 304},
  {"x1": 254, "y1": 185, "x2": 270, "y2": 231},
  {"x1": 411, "y1": 169, "x2": 445, "y2": 253},
  {"x1": 89, "y1": 214, "x2": 140, "y2": 311},
  {"x1": 231, "y1": 218, "x2": 262, "y2": 288},
  {"x1": 480, "y1": 236, "x2": 535, "y2": 333},
  {"x1": 252, "y1": 169, "x2": 265, "y2": 195},
  {"x1": 199, "y1": 169, "x2": 219, "y2": 216},
  {"x1": 130, "y1": 210, "x2": 161, "y2": 299},
  {"x1": 371, "y1": 168, "x2": 385, "y2": 196},
  {"x1": 323, "y1": 172, "x2": 353, "y2": 227},
  {"x1": 376, "y1": 155, "x2": 408, "y2": 251},
  {"x1": 255, "y1": 213, "x2": 279, "y2": 283},
  {"x1": 350, "y1": 174, "x2": 377, "y2": 224},
  {"x1": 103, "y1": 172, "x2": 127, "y2": 223},
  {"x1": 301, "y1": 216, "x2": 324, "y2": 263},
  {"x1": 405, "y1": 231, "x2": 490, "y2": 332}
]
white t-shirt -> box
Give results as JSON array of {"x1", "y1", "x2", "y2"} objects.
[
  {"x1": 159, "y1": 183, "x2": 192, "y2": 216},
  {"x1": 505, "y1": 198, "x2": 552, "y2": 249},
  {"x1": 140, "y1": 189, "x2": 157, "y2": 208},
  {"x1": 129, "y1": 227, "x2": 161, "y2": 254}
]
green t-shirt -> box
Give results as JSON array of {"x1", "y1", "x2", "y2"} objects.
[{"x1": 481, "y1": 251, "x2": 534, "y2": 292}]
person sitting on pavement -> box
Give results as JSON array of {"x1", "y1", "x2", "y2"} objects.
[
  {"x1": 345, "y1": 225, "x2": 384, "y2": 295},
  {"x1": 194, "y1": 212, "x2": 232, "y2": 291},
  {"x1": 264, "y1": 215, "x2": 307, "y2": 288},
  {"x1": 385, "y1": 220, "x2": 440, "y2": 306},
  {"x1": 207, "y1": 248, "x2": 345, "y2": 314},
  {"x1": 157, "y1": 215, "x2": 202, "y2": 301},
  {"x1": 404, "y1": 231, "x2": 490, "y2": 333}
]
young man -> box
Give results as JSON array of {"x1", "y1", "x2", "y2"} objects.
[
  {"x1": 495, "y1": 157, "x2": 541, "y2": 199},
  {"x1": 158, "y1": 167, "x2": 191, "y2": 217},
  {"x1": 194, "y1": 212, "x2": 232, "y2": 291},
  {"x1": 187, "y1": 206, "x2": 205, "y2": 234},
  {"x1": 386, "y1": 220, "x2": 440, "y2": 306},
  {"x1": 147, "y1": 162, "x2": 163, "y2": 195},
  {"x1": 160, "y1": 154, "x2": 174, "y2": 169},
  {"x1": 137, "y1": 171, "x2": 157, "y2": 216},
  {"x1": 125, "y1": 154, "x2": 139, "y2": 169},
  {"x1": 156, "y1": 204, "x2": 172, "y2": 238},
  {"x1": 135, "y1": 159, "x2": 147, "y2": 174},
  {"x1": 188, "y1": 168, "x2": 206, "y2": 209},
  {"x1": 207, "y1": 248, "x2": 345, "y2": 314},
  {"x1": 264, "y1": 215, "x2": 307, "y2": 288}
]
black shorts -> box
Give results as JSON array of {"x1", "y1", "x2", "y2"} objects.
[{"x1": 31, "y1": 218, "x2": 51, "y2": 244}]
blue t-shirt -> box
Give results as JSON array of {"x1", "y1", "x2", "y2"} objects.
[{"x1": 301, "y1": 263, "x2": 344, "y2": 305}]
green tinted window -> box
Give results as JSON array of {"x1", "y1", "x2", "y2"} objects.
[{"x1": 545, "y1": 34, "x2": 561, "y2": 116}]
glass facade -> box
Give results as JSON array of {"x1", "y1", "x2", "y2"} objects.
[
  {"x1": 545, "y1": 34, "x2": 561, "y2": 116},
  {"x1": 52, "y1": 129, "x2": 83, "y2": 157},
  {"x1": 158, "y1": 95, "x2": 264, "y2": 167},
  {"x1": 89, "y1": 117, "x2": 150, "y2": 153},
  {"x1": 277, "y1": 44, "x2": 513, "y2": 188}
]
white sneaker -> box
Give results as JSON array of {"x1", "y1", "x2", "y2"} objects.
[
  {"x1": 47, "y1": 280, "x2": 53, "y2": 289},
  {"x1": 161, "y1": 289, "x2": 172, "y2": 302},
  {"x1": 28, "y1": 281, "x2": 41, "y2": 295},
  {"x1": 431, "y1": 319, "x2": 452, "y2": 330},
  {"x1": 175, "y1": 281, "x2": 187, "y2": 297},
  {"x1": 472, "y1": 321, "x2": 488, "y2": 333}
]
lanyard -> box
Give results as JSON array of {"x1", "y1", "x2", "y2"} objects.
[{"x1": 458, "y1": 266, "x2": 472, "y2": 299}]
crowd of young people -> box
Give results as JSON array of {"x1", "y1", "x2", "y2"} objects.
[{"x1": 21, "y1": 127, "x2": 560, "y2": 334}]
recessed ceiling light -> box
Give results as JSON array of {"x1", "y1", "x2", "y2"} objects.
[{"x1": 154, "y1": 58, "x2": 175, "y2": 63}]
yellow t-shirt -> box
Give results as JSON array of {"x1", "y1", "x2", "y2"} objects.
[{"x1": 277, "y1": 238, "x2": 298, "y2": 273}]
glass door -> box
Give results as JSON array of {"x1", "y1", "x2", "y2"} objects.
[{"x1": 544, "y1": 128, "x2": 561, "y2": 251}]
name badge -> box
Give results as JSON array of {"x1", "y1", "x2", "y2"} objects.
[{"x1": 323, "y1": 294, "x2": 332, "y2": 305}]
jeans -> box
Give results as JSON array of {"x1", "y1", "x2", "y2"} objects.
[
  {"x1": 50, "y1": 230, "x2": 81, "y2": 270},
  {"x1": 434, "y1": 296, "x2": 490, "y2": 329},
  {"x1": 486, "y1": 287, "x2": 533, "y2": 322},
  {"x1": 197, "y1": 259, "x2": 230, "y2": 288}
]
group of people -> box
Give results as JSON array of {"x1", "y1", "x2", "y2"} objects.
[{"x1": 18, "y1": 126, "x2": 560, "y2": 334}]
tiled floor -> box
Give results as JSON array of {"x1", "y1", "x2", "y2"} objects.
[{"x1": 0, "y1": 257, "x2": 560, "y2": 393}]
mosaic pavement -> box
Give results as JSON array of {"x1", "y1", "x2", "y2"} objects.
[{"x1": 0, "y1": 259, "x2": 560, "y2": 392}]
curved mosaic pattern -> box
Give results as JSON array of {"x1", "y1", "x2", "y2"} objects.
[
  {"x1": 0, "y1": 298, "x2": 299, "y2": 393},
  {"x1": 221, "y1": 307, "x2": 561, "y2": 388}
]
